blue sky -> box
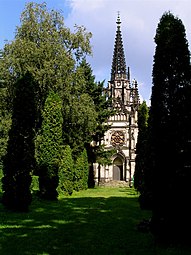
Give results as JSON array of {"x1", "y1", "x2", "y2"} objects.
[
  {"x1": 1, "y1": 0, "x2": 191, "y2": 104},
  {"x1": 0, "y1": 0, "x2": 71, "y2": 46}
]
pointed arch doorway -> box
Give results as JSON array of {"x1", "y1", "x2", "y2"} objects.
[{"x1": 113, "y1": 157, "x2": 123, "y2": 181}]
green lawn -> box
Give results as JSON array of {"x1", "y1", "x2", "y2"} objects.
[{"x1": 0, "y1": 187, "x2": 191, "y2": 255}]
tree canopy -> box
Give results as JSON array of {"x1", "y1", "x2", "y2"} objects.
[
  {"x1": 0, "y1": 2, "x2": 116, "y2": 208},
  {"x1": 1, "y1": 2, "x2": 92, "y2": 113}
]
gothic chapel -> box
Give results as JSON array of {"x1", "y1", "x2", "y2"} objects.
[{"x1": 94, "y1": 15, "x2": 140, "y2": 185}]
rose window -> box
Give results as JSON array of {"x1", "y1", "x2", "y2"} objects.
[{"x1": 111, "y1": 131, "x2": 125, "y2": 146}]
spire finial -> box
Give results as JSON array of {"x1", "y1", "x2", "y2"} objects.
[{"x1": 116, "y1": 11, "x2": 121, "y2": 26}]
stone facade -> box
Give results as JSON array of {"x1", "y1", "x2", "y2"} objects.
[{"x1": 94, "y1": 15, "x2": 139, "y2": 186}]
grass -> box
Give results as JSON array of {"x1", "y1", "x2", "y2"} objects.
[{"x1": 0, "y1": 186, "x2": 191, "y2": 255}]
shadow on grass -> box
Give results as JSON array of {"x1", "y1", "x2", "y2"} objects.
[
  {"x1": 2, "y1": 190, "x2": 191, "y2": 255},
  {"x1": 0, "y1": 193, "x2": 155, "y2": 255},
  {"x1": 118, "y1": 187, "x2": 139, "y2": 196}
]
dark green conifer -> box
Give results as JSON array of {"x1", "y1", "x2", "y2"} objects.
[
  {"x1": 150, "y1": 12, "x2": 191, "y2": 242},
  {"x1": 2, "y1": 73, "x2": 37, "y2": 211}
]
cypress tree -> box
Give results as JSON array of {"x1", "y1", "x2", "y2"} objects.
[
  {"x1": 2, "y1": 73, "x2": 37, "y2": 211},
  {"x1": 74, "y1": 149, "x2": 89, "y2": 191},
  {"x1": 57, "y1": 145, "x2": 74, "y2": 196},
  {"x1": 150, "y1": 12, "x2": 191, "y2": 242},
  {"x1": 36, "y1": 91, "x2": 63, "y2": 200}
]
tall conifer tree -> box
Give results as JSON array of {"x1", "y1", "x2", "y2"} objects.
[
  {"x1": 2, "y1": 73, "x2": 37, "y2": 211},
  {"x1": 36, "y1": 91, "x2": 63, "y2": 200},
  {"x1": 74, "y1": 149, "x2": 89, "y2": 191},
  {"x1": 150, "y1": 12, "x2": 191, "y2": 242},
  {"x1": 57, "y1": 145, "x2": 74, "y2": 196}
]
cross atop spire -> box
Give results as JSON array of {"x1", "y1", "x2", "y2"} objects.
[
  {"x1": 111, "y1": 14, "x2": 127, "y2": 81},
  {"x1": 116, "y1": 11, "x2": 121, "y2": 27}
]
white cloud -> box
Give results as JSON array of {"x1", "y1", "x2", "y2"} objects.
[
  {"x1": 68, "y1": 0, "x2": 105, "y2": 11},
  {"x1": 65, "y1": 0, "x2": 191, "y2": 104}
]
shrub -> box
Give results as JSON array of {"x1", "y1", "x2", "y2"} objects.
[{"x1": 30, "y1": 175, "x2": 39, "y2": 192}]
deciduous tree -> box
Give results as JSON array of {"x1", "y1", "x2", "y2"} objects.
[{"x1": 1, "y1": 2, "x2": 92, "y2": 124}]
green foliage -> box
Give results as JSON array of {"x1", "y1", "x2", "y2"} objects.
[
  {"x1": 1, "y1": 3, "x2": 112, "y2": 195},
  {"x1": 30, "y1": 175, "x2": 39, "y2": 192},
  {"x1": 1, "y1": 2, "x2": 92, "y2": 123},
  {"x1": 134, "y1": 101, "x2": 152, "y2": 209},
  {"x1": 74, "y1": 149, "x2": 89, "y2": 191},
  {"x1": 73, "y1": 60, "x2": 115, "y2": 187},
  {"x1": 0, "y1": 53, "x2": 11, "y2": 170},
  {"x1": 36, "y1": 91, "x2": 63, "y2": 200},
  {"x1": 0, "y1": 167, "x2": 3, "y2": 193},
  {"x1": 150, "y1": 12, "x2": 191, "y2": 242},
  {"x1": 0, "y1": 87, "x2": 11, "y2": 170},
  {"x1": 57, "y1": 145, "x2": 74, "y2": 196},
  {"x1": 96, "y1": 146, "x2": 116, "y2": 166},
  {"x1": 134, "y1": 101, "x2": 149, "y2": 191},
  {"x1": 78, "y1": 59, "x2": 114, "y2": 142},
  {"x1": 37, "y1": 91, "x2": 63, "y2": 167},
  {"x1": 2, "y1": 73, "x2": 37, "y2": 211},
  {"x1": 62, "y1": 93, "x2": 98, "y2": 159}
]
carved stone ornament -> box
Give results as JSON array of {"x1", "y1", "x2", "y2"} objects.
[{"x1": 111, "y1": 131, "x2": 125, "y2": 146}]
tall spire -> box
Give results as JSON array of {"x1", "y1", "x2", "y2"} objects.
[{"x1": 111, "y1": 13, "x2": 127, "y2": 81}]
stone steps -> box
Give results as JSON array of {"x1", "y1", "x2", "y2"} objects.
[{"x1": 99, "y1": 180, "x2": 129, "y2": 187}]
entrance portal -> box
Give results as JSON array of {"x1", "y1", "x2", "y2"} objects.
[{"x1": 113, "y1": 157, "x2": 123, "y2": 181}]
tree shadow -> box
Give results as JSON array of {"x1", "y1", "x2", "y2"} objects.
[
  {"x1": 118, "y1": 187, "x2": 139, "y2": 196},
  {"x1": 0, "y1": 194, "x2": 154, "y2": 255}
]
